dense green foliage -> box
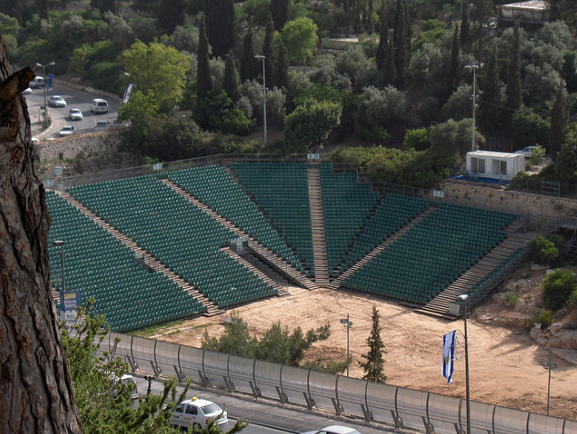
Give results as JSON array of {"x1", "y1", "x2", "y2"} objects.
[
  {"x1": 5, "y1": 0, "x2": 577, "y2": 184},
  {"x1": 526, "y1": 235, "x2": 562, "y2": 266},
  {"x1": 359, "y1": 306, "x2": 387, "y2": 383},
  {"x1": 542, "y1": 269, "x2": 577, "y2": 311},
  {"x1": 202, "y1": 312, "x2": 331, "y2": 366},
  {"x1": 62, "y1": 302, "x2": 250, "y2": 434}
]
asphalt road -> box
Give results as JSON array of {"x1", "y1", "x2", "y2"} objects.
[
  {"x1": 133, "y1": 376, "x2": 401, "y2": 434},
  {"x1": 24, "y1": 81, "x2": 119, "y2": 139}
]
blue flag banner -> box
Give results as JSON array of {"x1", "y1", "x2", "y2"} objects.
[
  {"x1": 123, "y1": 83, "x2": 134, "y2": 103},
  {"x1": 443, "y1": 330, "x2": 456, "y2": 384}
]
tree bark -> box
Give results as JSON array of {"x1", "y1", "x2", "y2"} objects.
[{"x1": 0, "y1": 34, "x2": 82, "y2": 433}]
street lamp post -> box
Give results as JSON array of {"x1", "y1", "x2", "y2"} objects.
[
  {"x1": 465, "y1": 64, "x2": 479, "y2": 152},
  {"x1": 541, "y1": 348, "x2": 557, "y2": 416},
  {"x1": 458, "y1": 294, "x2": 471, "y2": 434},
  {"x1": 254, "y1": 55, "x2": 267, "y2": 147},
  {"x1": 36, "y1": 61, "x2": 55, "y2": 128},
  {"x1": 52, "y1": 240, "x2": 65, "y2": 293},
  {"x1": 340, "y1": 314, "x2": 353, "y2": 377}
]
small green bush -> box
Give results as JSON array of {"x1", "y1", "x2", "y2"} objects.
[
  {"x1": 533, "y1": 310, "x2": 555, "y2": 329},
  {"x1": 504, "y1": 293, "x2": 518, "y2": 307},
  {"x1": 542, "y1": 269, "x2": 577, "y2": 311},
  {"x1": 526, "y1": 235, "x2": 561, "y2": 266}
]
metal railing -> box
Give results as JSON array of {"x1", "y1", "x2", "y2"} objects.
[{"x1": 103, "y1": 333, "x2": 577, "y2": 434}]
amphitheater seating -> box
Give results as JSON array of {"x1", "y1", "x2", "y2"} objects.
[
  {"x1": 319, "y1": 164, "x2": 380, "y2": 277},
  {"x1": 341, "y1": 200, "x2": 518, "y2": 304},
  {"x1": 46, "y1": 190, "x2": 207, "y2": 332},
  {"x1": 229, "y1": 163, "x2": 315, "y2": 276},
  {"x1": 337, "y1": 194, "x2": 430, "y2": 276},
  {"x1": 166, "y1": 165, "x2": 302, "y2": 271},
  {"x1": 67, "y1": 176, "x2": 277, "y2": 310}
]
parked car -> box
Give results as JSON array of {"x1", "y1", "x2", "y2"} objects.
[
  {"x1": 171, "y1": 398, "x2": 228, "y2": 430},
  {"x1": 90, "y1": 98, "x2": 109, "y2": 114},
  {"x1": 59, "y1": 125, "x2": 75, "y2": 136},
  {"x1": 69, "y1": 108, "x2": 83, "y2": 120},
  {"x1": 94, "y1": 120, "x2": 110, "y2": 130},
  {"x1": 22, "y1": 87, "x2": 33, "y2": 95},
  {"x1": 301, "y1": 426, "x2": 362, "y2": 434},
  {"x1": 514, "y1": 145, "x2": 542, "y2": 157},
  {"x1": 29, "y1": 76, "x2": 45, "y2": 88},
  {"x1": 48, "y1": 95, "x2": 67, "y2": 107}
]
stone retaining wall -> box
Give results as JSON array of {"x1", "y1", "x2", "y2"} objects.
[
  {"x1": 432, "y1": 179, "x2": 577, "y2": 231},
  {"x1": 35, "y1": 132, "x2": 116, "y2": 162}
]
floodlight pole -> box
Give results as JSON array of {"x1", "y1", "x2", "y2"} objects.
[
  {"x1": 255, "y1": 55, "x2": 267, "y2": 147},
  {"x1": 458, "y1": 294, "x2": 471, "y2": 434},
  {"x1": 340, "y1": 314, "x2": 353, "y2": 377},
  {"x1": 542, "y1": 347, "x2": 557, "y2": 416},
  {"x1": 52, "y1": 240, "x2": 65, "y2": 292},
  {"x1": 36, "y1": 61, "x2": 55, "y2": 128},
  {"x1": 465, "y1": 64, "x2": 479, "y2": 152}
]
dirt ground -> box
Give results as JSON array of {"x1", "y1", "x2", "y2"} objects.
[{"x1": 145, "y1": 267, "x2": 577, "y2": 421}]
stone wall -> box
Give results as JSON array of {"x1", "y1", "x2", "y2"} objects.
[
  {"x1": 34, "y1": 132, "x2": 116, "y2": 163},
  {"x1": 429, "y1": 179, "x2": 577, "y2": 231}
]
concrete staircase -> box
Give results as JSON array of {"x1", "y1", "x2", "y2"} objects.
[
  {"x1": 161, "y1": 179, "x2": 317, "y2": 292},
  {"x1": 415, "y1": 220, "x2": 532, "y2": 319},
  {"x1": 307, "y1": 166, "x2": 329, "y2": 288},
  {"x1": 55, "y1": 190, "x2": 220, "y2": 316},
  {"x1": 329, "y1": 206, "x2": 438, "y2": 289}
]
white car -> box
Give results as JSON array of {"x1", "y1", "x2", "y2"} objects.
[
  {"x1": 48, "y1": 95, "x2": 67, "y2": 107},
  {"x1": 171, "y1": 398, "x2": 228, "y2": 430},
  {"x1": 69, "y1": 108, "x2": 83, "y2": 120},
  {"x1": 59, "y1": 125, "x2": 75, "y2": 136},
  {"x1": 22, "y1": 87, "x2": 33, "y2": 95},
  {"x1": 301, "y1": 426, "x2": 362, "y2": 434},
  {"x1": 514, "y1": 145, "x2": 542, "y2": 157}
]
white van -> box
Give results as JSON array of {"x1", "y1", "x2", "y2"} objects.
[
  {"x1": 90, "y1": 98, "x2": 109, "y2": 114},
  {"x1": 29, "y1": 76, "x2": 45, "y2": 88}
]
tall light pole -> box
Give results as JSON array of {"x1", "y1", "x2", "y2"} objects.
[
  {"x1": 340, "y1": 314, "x2": 353, "y2": 377},
  {"x1": 465, "y1": 64, "x2": 479, "y2": 152},
  {"x1": 52, "y1": 240, "x2": 65, "y2": 293},
  {"x1": 458, "y1": 294, "x2": 471, "y2": 434},
  {"x1": 254, "y1": 54, "x2": 267, "y2": 147},
  {"x1": 541, "y1": 348, "x2": 557, "y2": 416},
  {"x1": 36, "y1": 61, "x2": 55, "y2": 129}
]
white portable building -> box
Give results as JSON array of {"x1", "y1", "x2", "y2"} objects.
[{"x1": 466, "y1": 151, "x2": 525, "y2": 181}]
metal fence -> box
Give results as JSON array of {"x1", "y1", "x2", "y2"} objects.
[{"x1": 103, "y1": 332, "x2": 577, "y2": 434}]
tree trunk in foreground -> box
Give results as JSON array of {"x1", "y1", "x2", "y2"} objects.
[{"x1": 0, "y1": 34, "x2": 82, "y2": 433}]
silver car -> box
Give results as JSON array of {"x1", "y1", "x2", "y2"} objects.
[
  {"x1": 69, "y1": 108, "x2": 83, "y2": 120},
  {"x1": 48, "y1": 95, "x2": 67, "y2": 107}
]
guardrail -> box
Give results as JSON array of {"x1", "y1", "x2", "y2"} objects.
[{"x1": 103, "y1": 332, "x2": 577, "y2": 434}]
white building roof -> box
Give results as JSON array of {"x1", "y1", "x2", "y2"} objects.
[
  {"x1": 497, "y1": 1, "x2": 546, "y2": 12},
  {"x1": 468, "y1": 150, "x2": 523, "y2": 159}
]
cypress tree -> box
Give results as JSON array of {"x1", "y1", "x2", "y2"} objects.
[
  {"x1": 206, "y1": 0, "x2": 235, "y2": 58},
  {"x1": 38, "y1": 0, "x2": 48, "y2": 20},
  {"x1": 506, "y1": 20, "x2": 522, "y2": 127},
  {"x1": 359, "y1": 306, "x2": 387, "y2": 383},
  {"x1": 263, "y1": 13, "x2": 276, "y2": 88},
  {"x1": 549, "y1": 88, "x2": 568, "y2": 161},
  {"x1": 460, "y1": 1, "x2": 470, "y2": 52},
  {"x1": 376, "y1": 10, "x2": 396, "y2": 87},
  {"x1": 270, "y1": 0, "x2": 289, "y2": 31},
  {"x1": 223, "y1": 51, "x2": 239, "y2": 101},
  {"x1": 273, "y1": 34, "x2": 289, "y2": 90},
  {"x1": 445, "y1": 24, "x2": 461, "y2": 102},
  {"x1": 393, "y1": 0, "x2": 410, "y2": 88},
  {"x1": 240, "y1": 25, "x2": 258, "y2": 83},
  {"x1": 479, "y1": 45, "x2": 503, "y2": 134},
  {"x1": 197, "y1": 13, "x2": 211, "y2": 100}
]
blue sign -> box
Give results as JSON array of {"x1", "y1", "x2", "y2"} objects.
[{"x1": 60, "y1": 291, "x2": 81, "y2": 326}]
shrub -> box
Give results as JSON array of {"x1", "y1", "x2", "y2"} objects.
[
  {"x1": 526, "y1": 235, "x2": 561, "y2": 266},
  {"x1": 504, "y1": 293, "x2": 518, "y2": 307},
  {"x1": 533, "y1": 310, "x2": 555, "y2": 329},
  {"x1": 542, "y1": 269, "x2": 577, "y2": 311}
]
